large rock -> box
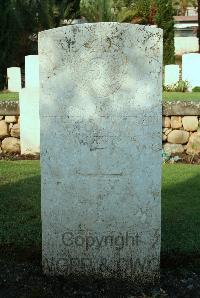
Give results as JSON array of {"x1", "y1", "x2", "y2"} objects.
[
  {"x1": 186, "y1": 132, "x2": 200, "y2": 155},
  {"x1": 5, "y1": 116, "x2": 17, "y2": 123},
  {"x1": 10, "y1": 123, "x2": 20, "y2": 138},
  {"x1": 171, "y1": 116, "x2": 182, "y2": 129},
  {"x1": 162, "y1": 116, "x2": 171, "y2": 128},
  {"x1": 0, "y1": 120, "x2": 9, "y2": 139},
  {"x1": 164, "y1": 143, "x2": 184, "y2": 155},
  {"x1": 167, "y1": 130, "x2": 189, "y2": 144},
  {"x1": 182, "y1": 116, "x2": 198, "y2": 132},
  {"x1": 2, "y1": 137, "x2": 20, "y2": 153}
]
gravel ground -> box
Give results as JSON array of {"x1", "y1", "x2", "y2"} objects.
[
  {"x1": 0, "y1": 153, "x2": 40, "y2": 161},
  {"x1": 1, "y1": 256, "x2": 200, "y2": 298}
]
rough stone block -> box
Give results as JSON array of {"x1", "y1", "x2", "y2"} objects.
[
  {"x1": 167, "y1": 130, "x2": 189, "y2": 144},
  {"x1": 5, "y1": 116, "x2": 17, "y2": 123},
  {"x1": 11, "y1": 123, "x2": 20, "y2": 138},
  {"x1": 182, "y1": 116, "x2": 198, "y2": 132},
  {"x1": 163, "y1": 143, "x2": 184, "y2": 155},
  {"x1": 171, "y1": 116, "x2": 182, "y2": 129},
  {"x1": 162, "y1": 116, "x2": 171, "y2": 128},
  {"x1": 2, "y1": 137, "x2": 20, "y2": 153},
  {"x1": 186, "y1": 132, "x2": 200, "y2": 155},
  {"x1": 0, "y1": 120, "x2": 9, "y2": 139}
]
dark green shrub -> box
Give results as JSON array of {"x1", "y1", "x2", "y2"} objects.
[{"x1": 192, "y1": 86, "x2": 200, "y2": 92}]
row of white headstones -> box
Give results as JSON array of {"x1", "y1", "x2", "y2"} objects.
[
  {"x1": 7, "y1": 55, "x2": 40, "y2": 155},
  {"x1": 164, "y1": 53, "x2": 200, "y2": 90}
]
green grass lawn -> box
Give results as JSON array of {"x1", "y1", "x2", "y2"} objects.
[
  {"x1": 0, "y1": 91, "x2": 19, "y2": 101},
  {"x1": 163, "y1": 91, "x2": 200, "y2": 102},
  {"x1": 0, "y1": 91, "x2": 200, "y2": 102},
  {"x1": 0, "y1": 161, "x2": 41, "y2": 250},
  {"x1": 0, "y1": 161, "x2": 200, "y2": 263}
]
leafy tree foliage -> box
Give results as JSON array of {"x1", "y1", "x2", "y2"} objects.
[
  {"x1": 156, "y1": 0, "x2": 175, "y2": 65},
  {"x1": 173, "y1": 0, "x2": 197, "y2": 16},
  {"x1": 0, "y1": 0, "x2": 80, "y2": 89},
  {"x1": 80, "y1": 0, "x2": 115, "y2": 22},
  {"x1": 80, "y1": 0, "x2": 174, "y2": 64}
]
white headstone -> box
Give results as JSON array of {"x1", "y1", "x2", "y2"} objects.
[
  {"x1": 39, "y1": 23, "x2": 162, "y2": 285},
  {"x1": 182, "y1": 53, "x2": 200, "y2": 91},
  {"x1": 25, "y1": 55, "x2": 39, "y2": 88},
  {"x1": 164, "y1": 65, "x2": 179, "y2": 86},
  {"x1": 7, "y1": 67, "x2": 21, "y2": 92},
  {"x1": 19, "y1": 88, "x2": 40, "y2": 155}
]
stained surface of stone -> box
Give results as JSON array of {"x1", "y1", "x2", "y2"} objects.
[{"x1": 39, "y1": 23, "x2": 162, "y2": 284}]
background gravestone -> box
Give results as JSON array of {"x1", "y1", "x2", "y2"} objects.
[
  {"x1": 164, "y1": 65, "x2": 179, "y2": 86},
  {"x1": 7, "y1": 67, "x2": 21, "y2": 92},
  {"x1": 39, "y1": 23, "x2": 163, "y2": 285},
  {"x1": 19, "y1": 55, "x2": 40, "y2": 155},
  {"x1": 25, "y1": 55, "x2": 39, "y2": 88},
  {"x1": 182, "y1": 53, "x2": 200, "y2": 91},
  {"x1": 19, "y1": 88, "x2": 40, "y2": 155}
]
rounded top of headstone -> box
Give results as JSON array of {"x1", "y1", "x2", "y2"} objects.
[
  {"x1": 25, "y1": 55, "x2": 39, "y2": 60},
  {"x1": 39, "y1": 22, "x2": 163, "y2": 37},
  {"x1": 7, "y1": 67, "x2": 20, "y2": 70}
]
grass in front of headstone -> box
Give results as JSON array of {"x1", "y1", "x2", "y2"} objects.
[
  {"x1": 162, "y1": 163, "x2": 200, "y2": 271},
  {"x1": 0, "y1": 161, "x2": 200, "y2": 268},
  {"x1": 0, "y1": 91, "x2": 19, "y2": 101},
  {"x1": 163, "y1": 91, "x2": 200, "y2": 102},
  {"x1": 0, "y1": 160, "x2": 41, "y2": 260}
]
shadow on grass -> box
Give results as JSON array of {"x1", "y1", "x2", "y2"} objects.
[
  {"x1": 161, "y1": 167, "x2": 200, "y2": 270},
  {"x1": 0, "y1": 175, "x2": 41, "y2": 263}
]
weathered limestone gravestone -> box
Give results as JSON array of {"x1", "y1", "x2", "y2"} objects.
[
  {"x1": 164, "y1": 65, "x2": 179, "y2": 86},
  {"x1": 182, "y1": 53, "x2": 200, "y2": 91},
  {"x1": 25, "y1": 55, "x2": 39, "y2": 88},
  {"x1": 39, "y1": 23, "x2": 163, "y2": 285},
  {"x1": 7, "y1": 67, "x2": 21, "y2": 92},
  {"x1": 19, "y1": 55, "x2": 40, "y2": 155}
]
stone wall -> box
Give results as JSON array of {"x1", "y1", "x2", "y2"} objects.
[
  {"x1": 163, "y1": 101, "x2": 200, "y2": 155},
  {"x1": 0, "y1": 101, "x2": 20, "y2": 154},
  {"x1": 0, "y1": 100, "x2": 200, "y2": 155}
]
